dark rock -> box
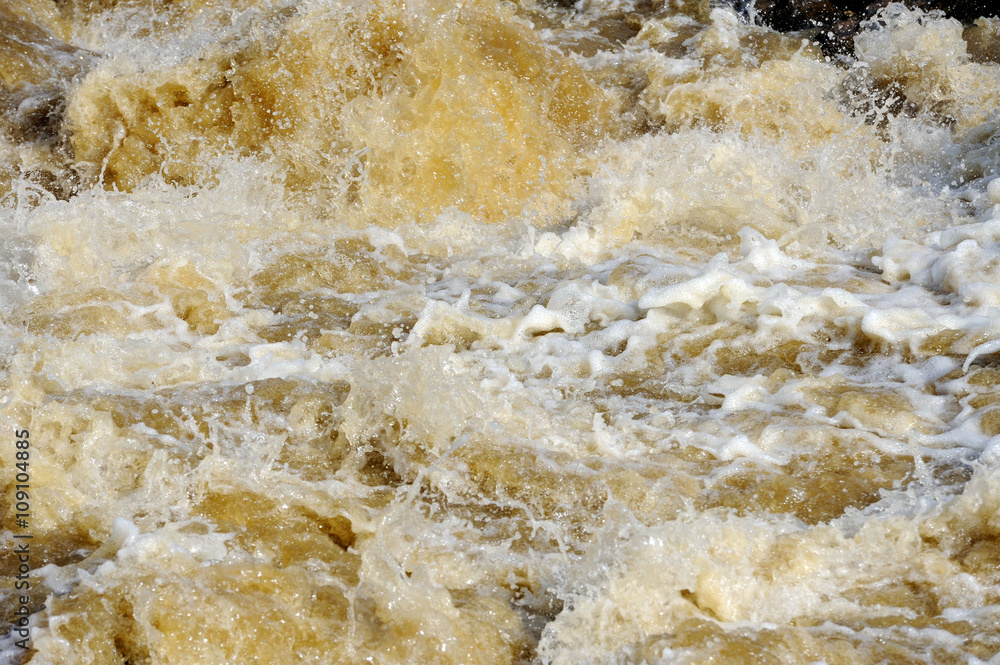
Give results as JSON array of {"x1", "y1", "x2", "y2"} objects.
[
  {"x1": 746, "y1": 0, "x2": 845, "y2": 32},
  {"x1": 731, "y1": 0, "x2": 999, "y2": 56}
]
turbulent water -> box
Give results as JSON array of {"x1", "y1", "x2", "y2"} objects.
[{"x1": 1, "y1": 0, "x2": 1000, "y2": 662}]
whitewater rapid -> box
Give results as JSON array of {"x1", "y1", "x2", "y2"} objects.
[{"x1": 2, "y1": 0, "x2": 1000, "y2": 662}]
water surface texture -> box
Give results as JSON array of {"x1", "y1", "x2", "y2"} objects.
[{"x1": 2, "y1": 0, "x2": 1000, "y2": 662}]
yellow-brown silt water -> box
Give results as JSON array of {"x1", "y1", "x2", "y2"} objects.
[{"x1": 1, "y1": 0, "x2": 1000, "y2": 662}]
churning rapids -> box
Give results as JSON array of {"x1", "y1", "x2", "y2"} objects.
[{"x1": 2, "y1": 0, "x2": 1000, "y2": 662}]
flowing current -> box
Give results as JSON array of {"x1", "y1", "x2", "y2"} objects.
[{"x1": 2, "y1": 0, "x2": 1000, "y2": 662}]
